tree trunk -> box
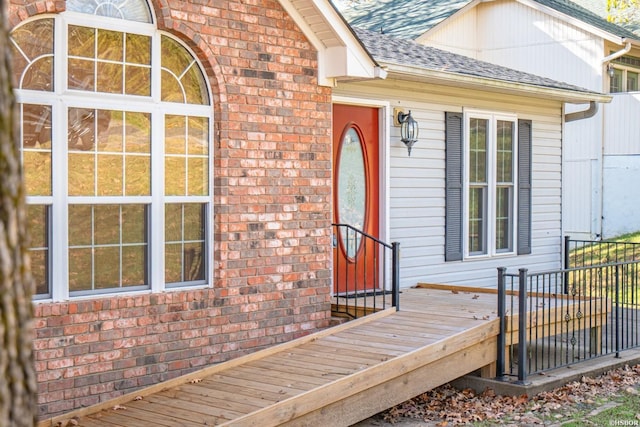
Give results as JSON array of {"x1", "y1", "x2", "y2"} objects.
[{"x1": 0, "y1": 0, "x2": 38, "y2": 425}]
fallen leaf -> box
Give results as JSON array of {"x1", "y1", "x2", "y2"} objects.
[
  {"x1": 472, "y1": 294, "x2": 480, "y2": 299},
  {"x1": 189, "y1": 378, "x2": 203, "y2": 384},
  {"x1": 134, "y1": 395, "x2": 143, "y2": 401},
  {"x1": 451, "y1": 290, "x2": 459, "y2": 294},
  {"x1": 112, "y1": 404, "x2": 127, "y2": 410}
]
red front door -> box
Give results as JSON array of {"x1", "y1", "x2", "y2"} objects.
[{"x1": 332, "y1": 104, "x2": 380, "y2": 294}]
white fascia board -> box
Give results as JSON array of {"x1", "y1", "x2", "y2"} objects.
[
  {"x1": 383, "y1": 62, "x2": 612, "y2": 104},
  {"x1": 278, "y1": 0, "x2": 382, "y2": 86}
]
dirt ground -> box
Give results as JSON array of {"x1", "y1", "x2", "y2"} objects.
[{"x1": 351, "y1": 364, "x2": 640, "y2": 426}]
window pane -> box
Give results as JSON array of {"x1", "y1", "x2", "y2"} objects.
[
  {"x1": 94, "y1": 205, "x2": 121, "y2": 245},
  {"x1": 68, "y1": 153, "x2": 95, "y2": 196},
  {"x1": 98, "y1": 110, "x2": 123, "y2": 152},
  {"x1": 68, "y1": 205, "x2": 93, "y2": 246},
  {"x1": 122, "y1": 246, "x2": 146, "y2": 286},
  {"x1": 165, "y1": 115, "x2": 186, "y2": 154},
  {"x1": 66, "y1": 0, "x2": 152, "y2": 23},
  {"x1": 68, "y1": 58, "x2": 95, "y2": 91},
  {"x1": 161, "y1": 36, "x2": 209, "y2": 105},
  {"x1": 94, "y1": 247, "x2": 120, "y2": 289},
  {"x1": 188, "y1": 116, "x2": 209, "y2": 155},
  {"x1": 496, "y1": 120, "x2": 514, "y2": 183},
  {"x1": 97, "y1": 29, "x2": 123, "y2": 61},
  {"x1": 21, "y1": 57, "x2": 54, "y2": 91},
  {"x1": 10, "y1": 19, "x2": 54, "y2": 91},
  {"x1": 469, "y1": 118, "x2": 487, "y2": 183},
  {"x1": 125, "y1": 156, "x2": 151, "y2": 196},
  {"x1": 121, "y1": 204, "x2": 146, "y2": 244},
  {"x1": 125, "y1": 65, "x2": 151, "y2": 96},
  {"x1": 27, "y1": 205, "x2": 49, "y2": 296},
  {"x1": 97, "y1": 154, "x2": 123, "y2": 196},
  {"x1": 165, "y1": 203, "x2": 206, "y2": 285},
  {"x1": 68, "y1": 108, "x2": 96, "y2": 151},
  {"x1": 68, "y1": 25, "x2": 96, "y2": 58},
  {"x1": 610, "y1": 68, "x2": 623, "y2": 93},
  {"x1": 21, "y1": 104, "x2": 52, "y2": 196},
  {"x1": 126, "y1": 34, "x2": 151, "y2": 64},
  {"x1": 97, "y1": 61, "x2": 124, "y2": 93},
  {"x1": 627, "y1": 71, "x2": 638, "y2": 91},
  {"x1": 69, "y1": 248, "x2": 93, "y2": 292},
  {"x1": 468, "y1": 186, "x2": 486, "y2": 254},
  {"x1": 165, "y1": 157, "x2": 185, "y2": 195},
  {"x1": 68, "y1": 204, "x2": 148, "y2": 294},
  {"x1": 188, "y1": 157, "x2": 208, "y2": 196},
  {"x1": 496, "y1": 186, "x2": 513, "y2": 252},
  {"x1": 125, "y1": 112, "x2": 151, "y2": 153}
]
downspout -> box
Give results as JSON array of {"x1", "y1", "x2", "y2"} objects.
[
  {"x1": 565, "y1": 101, "x2": 598, "y2": 122},
  {"x1": 596, "y1": 40, "x2": 630, "y2": 239},
  {"x1": 602, "y1": 40, "x2": 631, "y2": 65}
]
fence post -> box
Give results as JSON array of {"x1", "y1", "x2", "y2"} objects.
[
  {"x1": 517, "y1": 268, "x2": 529, "y2": 384},
  {"x1": 496, "y1": 267, "x2": 507, "y2": 379},
  {"x1": 391, "y1": 242, "x2": 400, "y2": 312},
  {"x1": 615, "y1": 264, "x2": 620, "y2": 358},
  {"x1": 564, "y1": 235, "x2": 570, "y2": 294}
]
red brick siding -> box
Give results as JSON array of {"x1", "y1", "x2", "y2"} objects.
[{"x1": 10, "y1": 0, "x2": 333, "y2": 419}]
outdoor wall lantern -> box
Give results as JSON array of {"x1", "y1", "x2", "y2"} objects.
[
  {"x1": 607, "y1": 63, "x2": 616, "y2": 78},
  {"x1": 397, "y1": 110, "x2": 419, "y2": 156}
]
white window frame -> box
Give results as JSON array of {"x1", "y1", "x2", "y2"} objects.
[
  {"x1": 463, "y1": 110, "x2": 518, "y2": 259},
  {"x1": 17, "y1": 11, "x2": 214, "y2": 302},
  {"x1": 609, "y1": 64, "x2": 640, "y2": 93}
]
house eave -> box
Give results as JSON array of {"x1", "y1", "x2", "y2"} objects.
[
  {"x1": 380, "y1": 62, "x2": 612, "y2": 104},
  {"x1": 278, "y1": 0, "x2": 384, "y2": 86}
]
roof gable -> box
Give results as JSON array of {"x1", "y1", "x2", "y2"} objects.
[
  {"x1": 277, "y1": 0, "x2": 385, "y2": 85},
  {"x1": 335, "y1": 0, "x2": 639, "y2": 42}
]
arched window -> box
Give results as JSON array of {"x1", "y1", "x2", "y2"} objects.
[{"x1": 11, "y1": 0, "x2": 212, "y2": 300}]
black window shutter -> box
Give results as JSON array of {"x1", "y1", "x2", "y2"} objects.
[
  {"x1": 517, "y1": 119, "x2": 532, "y2": 255},
  {"x1": 445, "y1": 112, "x2": 463, "y2": 261}
]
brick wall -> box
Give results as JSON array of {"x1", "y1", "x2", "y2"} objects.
[{"x1": 10, "y1": 0, "x2": 333, "y2": 419}]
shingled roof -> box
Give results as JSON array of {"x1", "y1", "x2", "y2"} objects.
[
  {"x1": 336, "y1": 0, "x2": 638, "y2": 41},
  {"x1": 353, "y1": 26, "x2": 602, "y2": 95}
]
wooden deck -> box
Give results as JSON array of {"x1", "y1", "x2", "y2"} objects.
[{"x1": 39, "y1": 286, "x2": 501, "y2": 427}]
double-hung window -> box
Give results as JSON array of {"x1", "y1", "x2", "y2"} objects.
[
  {"x1": 445, "y1": 112, "x2": 531, "y2": 261},
  {"x1": 11, "y1": 0, "x2": 213, "y2": 301},
  {"x1": 466, "y1": 113, "x2": 516, "y2": 256}
]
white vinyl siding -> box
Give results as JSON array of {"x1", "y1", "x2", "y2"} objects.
[{"x1": 334, "y1": 80, "x2": 563, "y2": 288}]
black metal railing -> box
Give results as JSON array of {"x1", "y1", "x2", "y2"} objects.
[
  {"x1": 332, "y1": 223, "x2": 400, "y2": 319},
  {"x1": 566, "y1": 235, "x2": 640, "y2": 268},
  {"x1": 497, "y1": 259, "x2": 640, "y2": 383}
]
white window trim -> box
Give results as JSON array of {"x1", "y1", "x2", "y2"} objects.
[
  {"x1": 18, "y1": 11, "x2": 214, "y2": 302},
  {"x1": 609, "y1": 63, "x2": 640, "y2": 93},
  {"x1": 463, "y1": 110, "x2": 518, "y2": 259}
]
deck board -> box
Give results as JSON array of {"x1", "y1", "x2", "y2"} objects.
[{"x1": 40, "y1": 285, "x2": 601, "y2": 427}]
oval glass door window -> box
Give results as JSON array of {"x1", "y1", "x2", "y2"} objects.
[{"x1": 337, "y1": 127, "x2": 366, "y2": 258}]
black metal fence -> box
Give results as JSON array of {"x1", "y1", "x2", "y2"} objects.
[
  {"x1": 332, "y1": 223, "x2": 400, "y2": 319},
  {"x1": 497, "y1": 238, "x2": 640, "y2": 382},
  {"x1": 566, "y1": 235, "x2": 640, "y2": 267}
]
